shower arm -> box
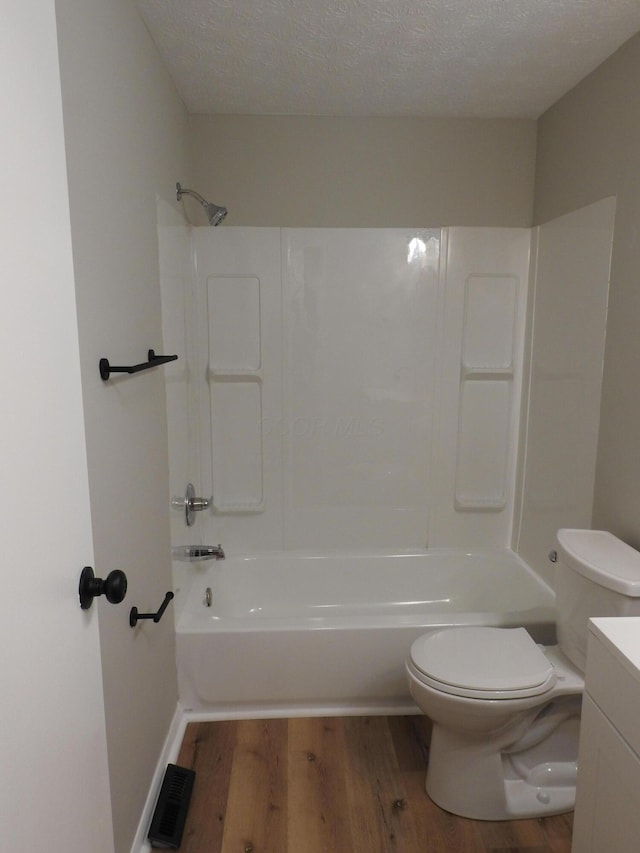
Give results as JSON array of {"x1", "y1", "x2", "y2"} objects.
[
  {"x1": 176, "y1": 183, "x2": 207, "y2": 207},
  {"x1": 176, "y1": 181, "x2": 227, "y2": 226}
]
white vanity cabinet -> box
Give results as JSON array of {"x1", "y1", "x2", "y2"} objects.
[{"x1": 572, "y1": 617, "x2": 640, "y2": 852}]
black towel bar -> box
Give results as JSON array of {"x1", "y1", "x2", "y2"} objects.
[
  {"x1": 130, "y1": 591, "x2": 174, "y2": 627},
  {"x1": 99, "y1": 349, "x2": 178, "y2": 381}
]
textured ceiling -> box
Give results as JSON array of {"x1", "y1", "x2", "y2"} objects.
[{"x1": 136, "y1": 0, "x2": 640, "y2": 117}]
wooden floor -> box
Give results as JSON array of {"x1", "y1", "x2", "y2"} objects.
[{"x1": 175, "y1": 716, "x2": 573, "y2": 853}]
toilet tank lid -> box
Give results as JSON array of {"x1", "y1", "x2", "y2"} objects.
[{"x1": 557, "y1": 529, "x2": 640, "y2": 596}]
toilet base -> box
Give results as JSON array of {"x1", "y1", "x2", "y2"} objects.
[{"x1": 426, "y1": 711, "x2": 580, "y2": 820}]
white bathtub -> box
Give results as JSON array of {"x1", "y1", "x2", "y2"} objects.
[{"x1": 175, "y1": 549, "x2": 555, "y2": 716}]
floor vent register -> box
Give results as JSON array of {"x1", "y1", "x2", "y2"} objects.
[{"x1": 148, "y1": 763, "x2": 195, "y2": 849}]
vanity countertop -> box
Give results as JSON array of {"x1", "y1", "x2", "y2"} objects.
[
  {"x1": 590, "y1": 616, "x2": 640, "y2": 680},
  {"x1": 586, "y1": 617, "x2": 640, "y2": 758}
]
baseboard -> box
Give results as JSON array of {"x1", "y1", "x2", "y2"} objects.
[
  {"x1": 129, "y1": 703, "x2": 188, "y2": 853},
  {"x1": 182, "y1": 699, "x2": 420, "y2": 722}
]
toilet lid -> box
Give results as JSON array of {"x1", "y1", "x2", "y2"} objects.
[{"x1": 409, "y1": 627, "x2": 556, "y2": 699}]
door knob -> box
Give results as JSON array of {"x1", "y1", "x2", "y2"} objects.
[{"x1": 79, "y1": 566, "x2": 128, "y2": 610}]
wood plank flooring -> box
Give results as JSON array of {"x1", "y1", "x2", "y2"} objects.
[{"x1": 175, "y1": 716, "x2": 573, "y2": 853}]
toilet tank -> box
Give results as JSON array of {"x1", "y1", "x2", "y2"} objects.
[{"x1": 555, "y1": 529, "x2": 640, "y2": 671}]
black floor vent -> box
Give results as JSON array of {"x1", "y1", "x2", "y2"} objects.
[{"x1": 148, "y1": 763, "x2": 195, "y2": 849}]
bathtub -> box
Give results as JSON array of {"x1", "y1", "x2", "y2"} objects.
[{"x1": 175, "y1": 549, "x2": 555, "y2": 716}]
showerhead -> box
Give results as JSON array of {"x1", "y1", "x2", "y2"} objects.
[
  {"x1": 176, "y1": 182, "x2": 228, "y2": 226},
  {"x1": 203, "y1": 201, "x2": 228, "y2": 227}
]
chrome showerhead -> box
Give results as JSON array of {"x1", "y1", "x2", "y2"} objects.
[
  {"x1": 203, "y1": 201, "x2": 228, "y2": 227},
  {"x1": 176, "y1": 182, "x2": 228, "y2": 226}
]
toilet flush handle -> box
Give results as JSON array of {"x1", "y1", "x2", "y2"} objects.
[{"x1": 548, "y1": 550, "x2": 558, "y2": 563}]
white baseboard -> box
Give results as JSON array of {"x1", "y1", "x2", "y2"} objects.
[
  {"x1": 182, "y1": 699, "x2": 419, "y2": 721},
  {"x1": 129, "y1": 703, "x2": 188, "y2": 853}
]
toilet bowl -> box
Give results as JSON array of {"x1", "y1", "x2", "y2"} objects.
[
  {"x1": 405, "y1": 530, "x2": 640, "y2": 821},
  {"x1": 406, "y1": 626, "x2": 583, "y2": 819}
]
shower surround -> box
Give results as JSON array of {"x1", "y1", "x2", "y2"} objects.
[
  {"x1": 158, "y1": 201, "x2": 614, "y2": 714},
  {"x1": 189, "y1": 226, "x2": 529, "y2": 554}
]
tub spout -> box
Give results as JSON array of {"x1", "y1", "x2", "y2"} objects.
[{"x1": 172, "y1": 545, "x2": 225, "y2": 562}]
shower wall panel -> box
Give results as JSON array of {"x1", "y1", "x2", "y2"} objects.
[
  {"x1": 455, "y1": 273, "x2": 518, "y2": 511},
  {"x1": 179, "y1": 227, "x2": 531, "y2": 554},
  {"x1": 516, "y1": 198, "x2": 615, "y2": 586},
  {"x1": 194, "y1": 228, "x2": 284, "y2": 553},
  {"x1": 208, "y1": 276, "x2": 264, "y2": 512},
  {"x1": 429, "y1": 228, "x2": 531, "y2": 548},
  {"x1": 281, "y1": 229, "x2": 440, "y2": 549}
]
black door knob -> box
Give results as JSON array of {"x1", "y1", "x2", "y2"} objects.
[{"x1": 79, "y1": 567, "x2": 128, "y2": 610}]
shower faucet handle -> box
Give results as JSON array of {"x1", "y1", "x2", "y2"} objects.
[
  {"x1": 187, "y1": 495, "x2": 211, "y2": 512},
  {"x1": 181, "y1": 483, "x2": 212, "y2": 526}
]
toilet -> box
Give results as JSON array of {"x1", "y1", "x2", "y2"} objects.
[{"x1": 406, "y1": 529, "x2": 640, "y2": 820}]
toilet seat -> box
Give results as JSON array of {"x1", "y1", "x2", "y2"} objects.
[{"x1": 409, "y1": 627, "x2": 557, "y2": 700}]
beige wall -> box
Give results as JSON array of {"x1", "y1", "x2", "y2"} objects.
[
  {"x1": 190, "y1": 115, "x2": 536, "y2": 227},
  {"x1": 534, "y1": 32, "x2": 640, "y2": 549},
  {"x1": 55, "y1": 1, "x2": 190, "y2": 851}
]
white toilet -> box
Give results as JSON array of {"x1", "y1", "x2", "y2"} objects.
[{"x1": 406, "y1": 529, "x2": 640, "y2": 820}]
